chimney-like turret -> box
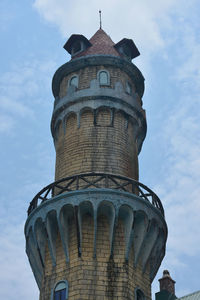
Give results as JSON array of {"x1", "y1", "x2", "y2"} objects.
[
  {"x1": 156, "y1": 270, "x2": 176, "y2": 300},
  {"x1": 159, "y1": 270, "x2": 176, "y2": 295}
]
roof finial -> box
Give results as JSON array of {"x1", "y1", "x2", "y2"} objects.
[{"x1": 99, "y1": 10, "x2": 102, "y2": 29}]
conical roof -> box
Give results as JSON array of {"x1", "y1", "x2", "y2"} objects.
[{"x1": 73, "y1": 28, "x2": 121, "y2": 59}]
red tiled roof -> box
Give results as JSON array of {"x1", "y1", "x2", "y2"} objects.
[{"x1": 73, "y1": 29, "x2": 121, "y2": 59}]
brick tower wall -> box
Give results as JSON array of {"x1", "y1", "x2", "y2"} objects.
[
  {"x1": 39, "y1": 213, "x2": 151, "y2": 300},
  {"x1": 54, "y1": 65, "x2": 140, "y2": 181},
  {"x1": 59, "y1": 66, "x2": 139, "y2": 99},
  {"x1": 55, "y1": 111, "x2": 138, "y2": 181},
  {"x1": 25, "y1": 36, "x2": 167, "y2": 300}
]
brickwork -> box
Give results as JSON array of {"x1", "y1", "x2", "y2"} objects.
[
  {"x1": 41, "y1": 53, "x2": 149, "y2": 300},
  {"x1": 25, "y1": 29, "x2": 166, "y2": 300},
  {"x1": 55, "y1": 110, "x2": 138, "y2": 181},
  {"x1": 96, "y1": 215, "x2": 110, "y2": 260},
  {"x1": 59, "y1": 65, "x2": 135, "y2": 98},
  {"x1": 159, "y1": 270, "x2": 176, "y2": 295},
  {"x1": 39, "y1": 213, "x2": 152, "y2": 300}
]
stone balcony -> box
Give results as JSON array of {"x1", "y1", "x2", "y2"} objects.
[{"x1": 25, "y1": 173, "x2": 167, "y2": 288}]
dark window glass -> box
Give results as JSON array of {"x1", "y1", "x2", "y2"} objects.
[
  {"x1": 54, "y1": 291, "x2": 60, "y2": 300},
  {"x1": 72, "y1": 41, "x2": 81, "y2": 54},
  {"x1": 136, "y1": 289, "x2": 145, "y2": 300},
  {"x1": 54, "y1": 281, "x2": 68, "y2": 300},
  {"x1": 54, "y1": 288, "x2": 66, "y2": 300},
  {"x1": 123, "y1": 45, "x2": 131, "y2": 57}
]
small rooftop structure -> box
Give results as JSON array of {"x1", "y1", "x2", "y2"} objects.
[
  {"x1": 114, "y1": 38, "x2": 140, "y2": 59},
  {"x1": 64, "y1": 28, "x2": 140, "y2": 61},
  {"x1": 156, "y1": 271, "x2": 200, "y2": 300},
  {"x1": 156, "y1": 270, "x2": 176, "y2": 300}
]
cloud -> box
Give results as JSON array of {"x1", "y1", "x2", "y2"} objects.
[
  {"x1": 0, "y1": 114, "x2": 15, "y2": 133},
  {"x1": 151, "y1": 67, "x2": 200, "y2": 294},
  {"x1": 154, "y1": 89, "x2": 200, "y2": 240},
  {"x1": 33, "y1": 0, "x2": 172, "y2": 45},
  {"x1": 0, "y1": 59, "x2": 56, "y2": 134},
  {"x1": 32, "y1": 0, "x2": 199, "y2": 83},
  {"x1": 175, "y1": 43, "x2": 200, "y2": 92},
  {"x1": 0, "y1": 1, "x2": 17, "y2": 32},
  {"x1": 0, "y1": 96, "x2": 33, "y2": 117},
  {"x1": 0, "y1": 221, "x2": 39, "y2": 299},
  {"x1": 1, "y1": 1, "x2": 198, "y2": 298}
]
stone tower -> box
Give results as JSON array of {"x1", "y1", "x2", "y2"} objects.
[{"x1": 25, "y1": 28, "x2": 167, "y2": 300}]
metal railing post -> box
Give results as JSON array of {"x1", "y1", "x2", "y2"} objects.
[
  {"x1": 27, "y1": 173, "x2": 164, "y2": 217},
  {"x1": 76, "y1": 175, "x2": 79, "y2": 190}
]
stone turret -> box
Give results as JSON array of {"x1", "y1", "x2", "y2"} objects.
[
  {"x1": 25, "y1": 28, "x2": 167, "y2": 300},
  {"x1": 52, "y1": 29, "x2": 146, "y2": 182},
  {"x1": 156, "y1": 271, "x2": 176, "y2": 300}
]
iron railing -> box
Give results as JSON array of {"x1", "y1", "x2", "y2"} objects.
[{"x1": 27, "y1": 172, "x2": 164, "y2": 216}]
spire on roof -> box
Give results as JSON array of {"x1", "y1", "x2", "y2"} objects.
[
  {"x1": 85, "y1": 28, "x2": 120, "y2": 57},
  {"x1": 99, "y1": 10, "x2": 102, "y2": 29}
]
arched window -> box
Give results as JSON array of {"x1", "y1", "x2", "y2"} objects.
[
  {"x1": 126, "y1": 81, "x2": 132, "y2": 95},
  {"x1": 135, "y1": 288, "x2": 145, "y2": 300},
  {"x1": 53, "y1": 281, "x2": 68, "y2": 300},
  {"x1": 98, "y1": 70, "x2": 110, "y2": 86},
  {"x1": 69, "y1": 75, "x2": 78, "y2": 88}
]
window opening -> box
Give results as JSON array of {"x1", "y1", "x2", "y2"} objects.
[
  {"x1": 54, "y1": 281, "x2": 68, "y2": 300},
  {"x1": 72, "y1": 41, "x2": 82, "y2": 54},
  {"x1": 69, "y1": 76, "x2": 78, "y2": 88},
  {"x1": 99, "y1": 71, "x2": 109, "y2": 85},
  {"x1": 123, "y1": 45, "x2": 131, "y2": 58},
  {"x1": 126, "y1": 82, "x2": 132, "y2": 94},
  {"x1": 54, "y1": 289, "x2": 66, "y2": 300},
  {"x1": 136, "y1": 289, "x2": 145, "y2": 300},
  {"x1": 118, "y1": 45, "x2": 131, "y2": 60}
]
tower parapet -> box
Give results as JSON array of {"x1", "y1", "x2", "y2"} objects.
[{"x1": 25, "y1": 28, "x2": 167, "y2": 300}]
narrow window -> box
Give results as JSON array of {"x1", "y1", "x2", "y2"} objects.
[
  {"x1": 54, "y1": 281, "x2": 68, "y2": 300},
  {"x1": 136, "y1": 289, "x2": 145, "y2": 300},
  {"x1": 69, "y1": 76, "x2": 78, "y2": 88},
  {"x1": 99, "y1": 71, "x2": 109, "y2": 85},
  {"x1": 126, "y1": 82, "x2": 132, "y2": 94}
]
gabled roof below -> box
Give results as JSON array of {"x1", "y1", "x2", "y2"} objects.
[{"x1": 178, "y1": 291, "x2": 200, "y2": 300}]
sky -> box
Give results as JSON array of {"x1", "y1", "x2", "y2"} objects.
[{"x1": 0, "y1": 0, "x2": 200, "y2": 299}]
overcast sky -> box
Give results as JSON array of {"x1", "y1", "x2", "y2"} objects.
[{"x1": 0, "y1": 0, "x2": 200, "y2": 299}]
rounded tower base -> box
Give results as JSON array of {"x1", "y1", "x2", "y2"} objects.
[{"x1": 25, "y1": 185, "x2": 167, "y2": 300}]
